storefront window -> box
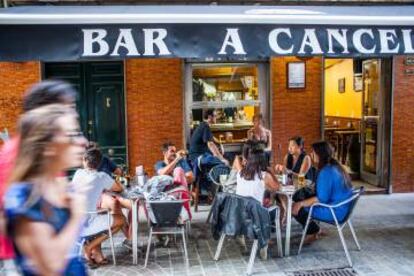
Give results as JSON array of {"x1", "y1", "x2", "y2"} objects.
[{"x1": 185, "y1": 63, "x2": 269, "y2": 155}]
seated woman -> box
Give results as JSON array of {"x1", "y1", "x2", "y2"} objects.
[
  {"x1": 71, "y1": 149, "x2": 125, "y2": 267},
  {"x1": 292, "y1": 141, "x2": 353, "y2": 245},
  {"x1": 275, "y1": 136, "x2": 313, "y2": 180},
  {"x1": 223, "y1": 140, "x2": 254, "y2": 190},
  {"x1": 236, "y1": 142, "x2": 280, "y2": 259},
  {"x1": 247, "y1": 114, "x2": 272, "y2": 166},
  {"x1": 4, "y1": 105, "x2": 88, "y2": 275}
]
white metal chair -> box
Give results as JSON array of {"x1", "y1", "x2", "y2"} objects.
[
  {"x1": 205, "y1": 164, "x2": 231, "y2": 223},
  {"x1": 298, "y1": 187, "x2": 364, "y2": 267},
  {"x1": 212, "y1": 193, "x2": 283, "y2": 275},
  {"x1": 78, "y1": 208, "x2": 116, "y2": 265},
  {"x1": 144, "y1": 199, "x2": 189, "y2": 268}
]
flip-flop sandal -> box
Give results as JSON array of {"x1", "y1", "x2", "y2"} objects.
[{"x1": 93, "y1": 257, "x2": 109, "y2": 265}]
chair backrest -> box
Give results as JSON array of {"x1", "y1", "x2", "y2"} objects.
[
  {"x1": 340, "y1": 186, "x2": 365, "y2": 223},
  {"x1": 212, "y1": 192, "x2": 271, "y2": 247},
  {"x1": 209, "y1": 164, "x2": 231, "y2": 185},
  {"x1": 148, "y1": 200, "x2": 184, "y2": 227}
]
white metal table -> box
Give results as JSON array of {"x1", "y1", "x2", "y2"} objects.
[
  {"x1": 129, "y1": 195, "x2": 145, "y2": 265},
  {"x1": 275, "y1": 186, "x2": 295, "y2": 256},
  {"x1": 275, "y1": 180, "x2": 313, "y2": 256}
]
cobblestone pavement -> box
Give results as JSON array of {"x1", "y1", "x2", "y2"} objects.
[
  {"x1": 89, "y1": 193, "x2": 414, "y2": 276},
  {"x1": 2, "y1": 193, "x2": 413, "y2": 276}
]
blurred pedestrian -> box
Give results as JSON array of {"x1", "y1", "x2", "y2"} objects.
[
  {"x1": 0, "y1": 80, "x2": 77, "y2": 270},
  {"x1": 3, "y1": 104, "x2": 88, "y2": 275}
]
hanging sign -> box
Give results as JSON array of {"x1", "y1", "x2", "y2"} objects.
[{"x1": 1, "y1": 24, "x2": 414, "y2": 61}]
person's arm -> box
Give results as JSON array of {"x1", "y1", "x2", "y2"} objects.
[
  {"x1": 264, "y1": 171, "x2": 280, "y2": 192},
  {"x1": 157, "y1": 157, "x2": 182, "y2": 176},
  {"x1": 266, "y1": 130, "x2": 272, "y2": 152},
  {"x1": 299, "y1": 155, "x2": 312, "y2": 176},
  {"x1": 110, "y1": 181, "x2": 123, "y2": 193},
  {"x1": 185, "y1": 171, "x2": 194, "y2": 184},
  {"x1": 274, "y1": 154, "x2": 288, "y2": 173},
  {"x1": 292, "y1": 196, "x2": 319, "y2": 216},
  {"x1": 232, "y1": 155, "x2": 243, "y2": 172},
  {"x1": 247, "y1": 129, "x2": 254, "y2": 140},
  {"x1": 207, "y1": 141, "x2": 223, "y2": 159},
  {"x1": 13, "y1": 194, "x2": 85, "y2": 275}
]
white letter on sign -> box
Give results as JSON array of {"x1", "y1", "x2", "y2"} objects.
[
  {"x1": 111, "y1": 29, "x2": 140, "y2": 56},
  {"x1": 378, "y1": 29, "x2": 400, "y2": 54},
  {"x1": 298, "y1": 29, "x2": 323, "y2": 55},
  {"x1": 402, "y1": 29, "x2": 414, "y2": 53},
  {"x1": 327, "y1": 29, "x2": 349, "y2": 54},
  {"x1": 143, "y1": 29, "x2": 171, "y2": 56},
  {"x1": 353, "y1": 29, "x2": 376, "y2": 54},
  {"x1": 82, "y1": 29, "x2": 109, "y2": 56},
  {"x1": 218, "y1": 28, "x2": 246, "y2": 55},
  {"x1": 268, "y1": 28, "x2": 294, "y2": 54}
]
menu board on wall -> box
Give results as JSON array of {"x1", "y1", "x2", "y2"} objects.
[{"x1": 287, "y1": 62, "x2": 306, "y2": 89}]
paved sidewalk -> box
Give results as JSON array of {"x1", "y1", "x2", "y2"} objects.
[
  {"x1": 90, "y1": 193, "x2": 414, "y2": 276},
  {"x1": 2, "y1": 193, "x2": 412, "y2": 275}
]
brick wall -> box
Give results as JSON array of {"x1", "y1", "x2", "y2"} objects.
[
  {"x1": 125, "y1": 58, "x2": 184, "y2": 176},
  {"x1": 391, "y1": 56, "x2": 414, "y2": 192},
  {"x1": 270, "y1": 57, "x2": 322, "y2": 164},
  {"x1": 0, "y1": 62, "x2": 41, "y2": 139}
]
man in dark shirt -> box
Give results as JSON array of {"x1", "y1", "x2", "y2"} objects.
[
  {"x1": 155, "y1": 142, "x2": 194, "y2": 185},
  {"x1": 189, "y1": 109, "x2": 229, "y2": 171},
  {"x1": 87, "y1": 141, "x2": 123, "y2": 177}
]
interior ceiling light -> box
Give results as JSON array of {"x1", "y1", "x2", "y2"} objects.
[{"x1": 245, "y1": 9, "x2": 325, "y2": 15}]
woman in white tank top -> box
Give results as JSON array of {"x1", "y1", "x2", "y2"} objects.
[
  {"x1": 236, "y1": 171, "x2": 267, "y2": 204},
  {"x1": 236, "y1": 145, "x2": 279, "y2": 203},
  {"x1": 235, "y1": 143, "x2": 280, "y2": 260}
]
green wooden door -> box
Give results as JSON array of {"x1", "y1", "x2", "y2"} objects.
[{"x1": 44, "y1": 61, "x2": 127, "y2": 169}]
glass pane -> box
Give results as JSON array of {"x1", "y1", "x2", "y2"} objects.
[
  {"x1": 190, "y1": 65, "x2": 261, "y2": 144},
  {"x1": 362, "y1": 60, "x2": 379, "y2": 174}
]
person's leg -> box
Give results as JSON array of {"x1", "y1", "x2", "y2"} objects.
[
  {"x1": 101, "y1": 194, "x2": 132, "y2": 240},
  {"x1": 172, "y1": 167, "x2": 188, "y2": 188},
  {"x1": 294, "y1": 208, "x2": 320, "y2": 235},
  {"x1": 90, "y1": 214, "x2": 125, "y2": 263},
  {"x1": 100, "y1": 193, "x2": 123, "y2": 215}
]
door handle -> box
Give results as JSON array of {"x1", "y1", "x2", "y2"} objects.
[{"x1": 106, "y1": 97, "x2": 111, "y2": 108}]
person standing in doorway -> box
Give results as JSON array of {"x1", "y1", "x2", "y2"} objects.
[{"x1": 248, "y1": 114, "x2": 272, "y2": 165}]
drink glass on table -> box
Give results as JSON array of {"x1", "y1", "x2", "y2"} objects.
[{"x1": 298, "y1": 173, "x2": 305, "y2": 188}]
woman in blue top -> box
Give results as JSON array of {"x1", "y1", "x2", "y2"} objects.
[
  {"x1": 292, "y1": 141, "x2": 353, "y2": 245},
  {"x1": 4, "y1": 104, "x2": 88, "y2": 275}
]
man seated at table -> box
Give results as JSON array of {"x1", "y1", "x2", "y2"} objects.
[
  {"x1": 189, "y1": 109, "x2": 229, "y2": 173},
  {"x1": 155, "y1": 142, "x2": 194, "y2": 219},
  {"x1": 155, "y1": 142, "x2": 194, "y2": 187}
]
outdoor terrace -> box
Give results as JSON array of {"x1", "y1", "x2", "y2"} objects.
[{"x1": 91, "y1": 193, "x2": 414, "y2": 276}]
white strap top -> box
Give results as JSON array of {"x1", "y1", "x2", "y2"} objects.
[{"x1": 236, "y1": 171, "x2": 266, "y2": 204}]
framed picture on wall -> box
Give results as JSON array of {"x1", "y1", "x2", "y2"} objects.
[
  {"x1": 353, "y1": 73, "x2": 362, "y2": 92},
  {"x1": 287, "y1": 62, "x2": 306, "y2": 89},
  {"x1": 338, "y1": 77, "x2": 346, "y2": 93}
]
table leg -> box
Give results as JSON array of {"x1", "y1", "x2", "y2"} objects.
[
  {"x1": 285, "y1": 195, "x2": 293, "y2": 256},
  {"x1": 131, "y1": 199, "x2": 138, "y2": 265}
]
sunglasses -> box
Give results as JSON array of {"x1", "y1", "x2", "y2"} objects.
[{"x1": 64, "y1": 131, "x2": 85, "y2": 144}]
